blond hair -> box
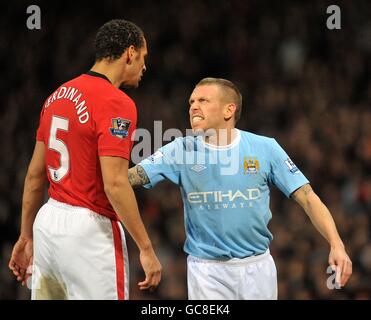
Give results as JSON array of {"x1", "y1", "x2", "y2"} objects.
[{"x1": 196, "y1": 77, "x2": 243, "y2": 123}]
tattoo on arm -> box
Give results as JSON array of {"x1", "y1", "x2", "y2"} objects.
[
  {"x1": 292, "y1": 183, "x2": 313, "y2": 202},
  {"x1": 128, "y1": 165, "x2": 149, "y2": 187},
  {"x1": 301, "y1": 184, "x2": 313, "y2": 196},
  {"x1": 137, "y1": 165, "x2": 149, "y2": 185}
]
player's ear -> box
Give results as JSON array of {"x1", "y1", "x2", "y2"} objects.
[
  {"x1": 125, "y1": 45, "x2": 136, "y2": 65},
  {"x1": 224, "y1": 103, "x2": 236, "y2": 121}
]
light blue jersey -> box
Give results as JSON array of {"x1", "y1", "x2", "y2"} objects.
[{"x1": 139, "y1": 129, "x2": 309, "y2": 259}]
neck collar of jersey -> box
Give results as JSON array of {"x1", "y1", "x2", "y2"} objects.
[
  {"x1": 202, "y1": 129, "x2": 241, "y2": 150},
  {"x1": 85, "y1": 70, "x2": 112, "y2": 84}
]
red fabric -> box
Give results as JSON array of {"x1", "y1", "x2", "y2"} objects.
[
  {"x1": 111, "y1": 221, "x2": 125, "y2": 300},
  {"x1": 36, "y1": 74, "x2": 137, "y2": 220}
]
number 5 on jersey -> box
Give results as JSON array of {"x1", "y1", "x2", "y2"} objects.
[{"x1": 48, "y1": 116, "x2": 70, "y2": 182}]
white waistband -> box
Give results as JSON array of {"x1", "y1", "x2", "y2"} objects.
[
  {"x1": 47, "y1": 198, "x2": 107, "y2": 221},
  {"x1": 188, "y1": 249, "x2": 270, "y2": 265}
]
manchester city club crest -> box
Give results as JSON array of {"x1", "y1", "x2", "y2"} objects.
[
  {"x1": 109, "y1": 118, "x2": 131, "y2": 138},
  {"x1": 243, "y1": 156, "x2": 260, "y2": 174}
]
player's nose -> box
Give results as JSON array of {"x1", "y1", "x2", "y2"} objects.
[{"x1": 189, "y1": 103, "x2": 200, "y2": 114}]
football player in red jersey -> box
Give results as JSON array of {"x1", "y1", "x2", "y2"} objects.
[{"x1": 9, "y1": 19, "x2": 162, "y2": 299}]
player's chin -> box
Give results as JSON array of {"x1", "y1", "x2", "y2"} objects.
[
  {"x1": 120, "y1": 80, "x2": 140, "y2": 89},
  {"x1": 191, "y1": 125, "x2": 205, "y2": 135}
]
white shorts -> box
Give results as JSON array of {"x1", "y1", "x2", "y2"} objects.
[
  {"x1": 187, "y1": 250, "x2": 277, "y2": 300},
  {"x1": 31, "y1": 198, "x2": 129, "y2": 300}
]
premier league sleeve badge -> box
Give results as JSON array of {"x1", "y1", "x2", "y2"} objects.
[{"x1": 109, "y1": 118, "x2": 131, "y2": 138}]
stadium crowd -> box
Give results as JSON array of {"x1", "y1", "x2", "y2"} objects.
[{"x1": 0, "y1": 0, "x2": 370, "y2": 299}]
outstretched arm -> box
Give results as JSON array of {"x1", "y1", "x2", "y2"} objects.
[
  {"x1": 128, "y1": 165, "x2": 149, "y2": 188},
  {"x1": 291, "y1": 183, "x2": 352, "y2": 287}
]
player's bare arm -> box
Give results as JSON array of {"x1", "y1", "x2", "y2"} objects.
[
  {"x1": 291, "y1": 183, "x2": 352, "y2": 287},
  {"x1": 128, "y1": 165, "x2": 149, "y2": 188},
  {"x1": 9, "y1": 141, "x2": 47, "y2": 285},
  {"x1": 100, "y1": 156, "x2": 162, "y2": 290}
]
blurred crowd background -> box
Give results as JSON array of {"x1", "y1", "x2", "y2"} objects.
[{"x1": 0, "y1": 0, "x2": 370, "y2": 299}]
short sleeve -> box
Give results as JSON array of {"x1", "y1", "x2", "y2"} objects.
[
  {"x1": 139, "y1": 139, "x2": 182, "y2": 188},
  {"x1": 95, "y1": 97, "x2": 137, "y2": 160},
  {"x1": 268, "y1": 138, "x2": 309, "y2": 198},
  {"x1": 36, "y1": 104, "x2": 46, "y2": 142}
]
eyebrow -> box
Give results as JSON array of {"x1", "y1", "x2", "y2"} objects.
[{"x1": 189, "y1": 97, "x2": 208, "y2": 105}]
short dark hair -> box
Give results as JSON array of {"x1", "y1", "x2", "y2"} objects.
[
  {"x1": 196, "y1": 77, "x2": 243, "y2": 123},
  {"x1": 94, "y1": 19, "x2": 144, "y2": 61}
]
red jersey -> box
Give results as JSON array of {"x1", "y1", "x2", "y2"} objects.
[{"x1": 36, "y1": 72, "x2": 137, "y2": 220}]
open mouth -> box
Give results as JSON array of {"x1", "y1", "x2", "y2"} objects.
[{"x1": 192, "y1": 116, "x2": 204, "y2": 124}]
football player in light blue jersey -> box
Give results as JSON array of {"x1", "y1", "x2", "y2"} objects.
[{"x1": 129, "y1": 77, "x2": 352, "y2": 299}]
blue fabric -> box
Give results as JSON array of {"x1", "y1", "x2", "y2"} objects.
[{"x1": 139, "y1": 130, "x2": 309, "y2": 259}]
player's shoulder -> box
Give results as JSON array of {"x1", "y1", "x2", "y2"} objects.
[
  {"x1": 159, "y1": 135, "x2": 197, "y2": 153},
  {"x1": 96, "y1": 81, "x2": 136, "y2": 108},
  {"x1": 107, "y1": 86, "x2": 135, "y2": 106},
  {"x1": 239, "y1": 129, "x2": 276, "y2": 146},
  {"x1": 41, "y1": 76, "x2": 79, "y2": 109},
  {"x1": 76, "y1": 74, "x2": 136, "y2": 107}
]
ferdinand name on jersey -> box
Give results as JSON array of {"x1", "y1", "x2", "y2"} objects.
[{"x1": 44, "y1": 86, "x2": 90, "y2": 124}]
